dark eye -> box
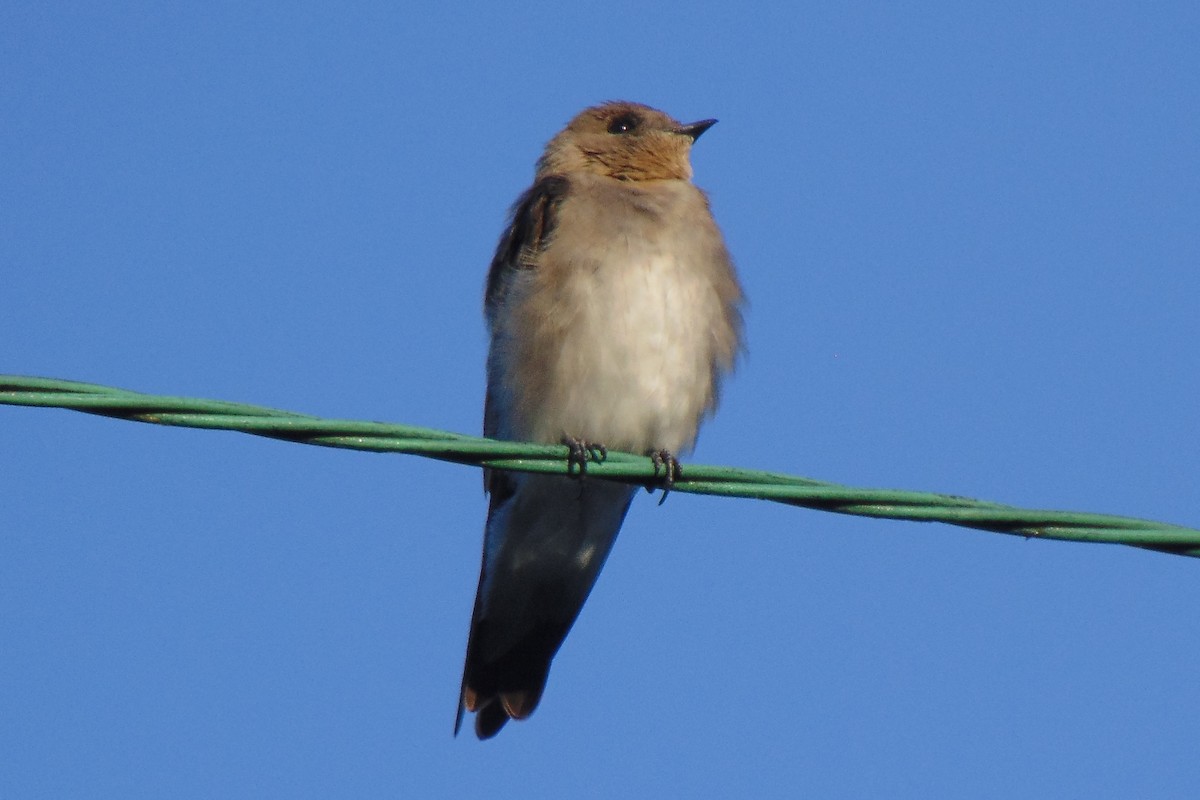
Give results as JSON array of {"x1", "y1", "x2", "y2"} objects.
[{"x1": 606, "y1": 113, "x2": 642, "y2": 134}]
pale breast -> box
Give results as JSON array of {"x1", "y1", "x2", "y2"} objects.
[{"x1": 498, "y1": 178, "x2": 737, "y2": 454}]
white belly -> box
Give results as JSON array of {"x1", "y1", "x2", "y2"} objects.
[{"x1": 527, "y1": 250, "x2": 717, "y2": 454}]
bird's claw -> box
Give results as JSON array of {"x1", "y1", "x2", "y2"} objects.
[
  {"x1": 647, "y1": 449, "x2": 682, "y2": 505},
  {"x1": 562, "y1": 436, "x2": 607, "y2": 477}
]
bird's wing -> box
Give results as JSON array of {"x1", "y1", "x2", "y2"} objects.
[{"x1": 481, "y1": 174, "x2": 570, "y2": 493}]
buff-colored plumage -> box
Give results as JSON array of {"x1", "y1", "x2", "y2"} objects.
[{"x1": 457, "y1": 101, "x2": 744, "y2": 739}]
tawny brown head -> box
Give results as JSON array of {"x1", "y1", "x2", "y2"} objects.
[{"x1": 536, "y1": 101, "x2": 716, "y2": 182}]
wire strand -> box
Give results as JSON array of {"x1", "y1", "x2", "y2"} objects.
[{"x1": 4, "y1": 374, "x2": 1196, "y2": 558}]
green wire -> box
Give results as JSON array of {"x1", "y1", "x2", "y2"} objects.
[{"x1": 3, "y1": 374, "x2": 1196, "y2": 558}]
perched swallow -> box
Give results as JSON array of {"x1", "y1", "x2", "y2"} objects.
[{"x1": 456, "y1": 101, "x2": 744, "y2": 739}]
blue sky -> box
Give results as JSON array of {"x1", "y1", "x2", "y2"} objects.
[{"x1": 3, "y1": 3, "x2": 1199, "y2": 797}]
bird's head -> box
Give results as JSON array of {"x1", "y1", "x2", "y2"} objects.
[{"x1": 536, "y1": 101, "x2": 716, "y2": 183}]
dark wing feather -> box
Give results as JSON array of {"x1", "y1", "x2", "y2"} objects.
[
  {"x1": 481, "y1": 175, "x2": 569, "y2": 494},
  {"x1": 458, "y1": 175, "x2": 570, "y2": 738},
  {"x1": 483, "y1": 174, "x2": 569, "y2": 318}
]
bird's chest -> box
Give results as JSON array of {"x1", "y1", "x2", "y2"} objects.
[
  {"x1": 568, "y1": 249, "x2": 707, "y2": 390},
  {"x1": 516, "y1": 243, "x2": 716, "y2": 452}
]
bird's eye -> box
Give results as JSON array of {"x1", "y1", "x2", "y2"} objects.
[{"x1": 606, "y1": 113, "x2": 641, "y2": 134}]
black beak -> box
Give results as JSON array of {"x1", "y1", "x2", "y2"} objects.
[{"x1": 677, "y1": 118, "x2": 717, "y2": 141}]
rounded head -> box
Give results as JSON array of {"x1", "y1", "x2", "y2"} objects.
[{"x1": 537, "y1": 101, "x2": 717, "y2": 182}]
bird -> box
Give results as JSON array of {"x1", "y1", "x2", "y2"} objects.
[{"x1": 456, "y1": 101, "x2": 744, "y2": 739}]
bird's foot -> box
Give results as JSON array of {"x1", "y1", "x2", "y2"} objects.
[
  {"x1": 562, "y1": 436, "x2": 607, "y2": 477},
  {"x1": 647, "y1": 449, "x2": 682, "y2": 505}
]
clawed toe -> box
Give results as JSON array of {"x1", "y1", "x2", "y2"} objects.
[
  {"x1": 647, "y1": 449, "x2": 682, "y2": 504},
  {"x1": 562, "y1": 436, "x2": 607, "y2": 476}
]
